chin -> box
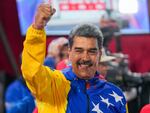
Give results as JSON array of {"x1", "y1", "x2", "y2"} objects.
[{"x1": 78, "y1": 72, "x2": 94, "y2": 79}]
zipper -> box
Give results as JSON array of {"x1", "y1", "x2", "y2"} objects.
[
  {"x1": 85, "y1": 92, "x2": 90, "y2": 113},
  {"x1": 85, "y1": 82, "x2": 90, "y2": 113}
]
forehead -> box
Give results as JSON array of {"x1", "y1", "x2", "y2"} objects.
[{"x1": 72, "y1": 36, "x2": 99, "y2": 49}]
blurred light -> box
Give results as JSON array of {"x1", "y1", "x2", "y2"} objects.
[{"x1": 119, "y1": 0, "x2": 138, "y2": 14}]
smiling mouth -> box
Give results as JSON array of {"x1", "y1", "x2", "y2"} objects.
[{"x1": 77, "y1": 61, "x2": 93, "y2": 68}]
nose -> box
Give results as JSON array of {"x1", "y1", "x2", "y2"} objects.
[{"x1": 82, "y1": 51, "x2": 90, "y2": 61}]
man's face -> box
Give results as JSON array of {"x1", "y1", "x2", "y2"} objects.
[
  {"x1": 69, "y1": 36, "x2": 101, "y2": 79},
  {"x1": 60, "y1": 45, "x2": 69, "y2": 60}
]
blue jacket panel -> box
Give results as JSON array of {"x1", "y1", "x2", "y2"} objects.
[
  {"x1": 62, "y1": 67, "x2": 126, "y2": 113},
  {"x1": 5, "y1": 79, "x2": 35, "y2": 113}
]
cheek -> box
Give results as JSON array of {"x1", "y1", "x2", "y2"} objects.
[
  {"x1": 69, "y1": 52, "x2": 79, "y2": 63},
  {"x1": 93, "y1": 55, "x2": 100, "y2": 64}
]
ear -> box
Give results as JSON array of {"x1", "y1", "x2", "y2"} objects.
[{"x1": 98, "y1": 49, "x2": 102, "y2": 61}]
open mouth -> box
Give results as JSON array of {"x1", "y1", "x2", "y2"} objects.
[{"x1": 77, "y1": 61, "x2": 93, "y2": 69}]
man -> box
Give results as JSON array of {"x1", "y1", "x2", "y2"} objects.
[
  {"x1": 5, "y1": 77, "x2": 35, "y2": 113},
  {"x1": 44, "y1": 37, "x2": 68, "y2": 69},
  {"x1": 5, "y1": 54, "x2": 35, "y2": 113},
  {"x1": 21, "y1": 3, "x2": 127, "y2": 113}
]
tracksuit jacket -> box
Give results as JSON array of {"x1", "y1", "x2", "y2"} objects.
[
  {"x1": 21, "y1": 26, "x2": 127, "y2": 113},
  {"x1": 5, "y1": 79, "x2": 35, "y2": 113}
]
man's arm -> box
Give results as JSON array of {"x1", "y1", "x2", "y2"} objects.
[
  {"x1": 21, "y1": 4, "x2": 57, "y2": 97},
  {"x1": 21, "y1": 4, "x2": 70, "y2": 112}
]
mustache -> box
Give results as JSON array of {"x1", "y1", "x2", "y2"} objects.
[{"x1": 77, "y1": 60, "x2": 93, "y2": 66}]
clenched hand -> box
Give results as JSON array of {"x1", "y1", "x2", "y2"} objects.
[{"x1": 32, "y1": 4, "x2": 56, "y2": 30}]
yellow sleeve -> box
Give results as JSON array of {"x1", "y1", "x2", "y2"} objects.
[
  {"x1": 126, "y1": 103, "x2": 129, "y2": 113},
  {"x1": 21, "y1": 26, "x2": 70, "y2": 101}
]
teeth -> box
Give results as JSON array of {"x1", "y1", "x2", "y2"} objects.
[
  {"x1": 79, "y1": 64, "x2": 89, "y2": 68},
  {"x1": 77, "y1": 62, "x2": 92, "y2": 68}
]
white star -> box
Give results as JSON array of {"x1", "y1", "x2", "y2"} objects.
[
  {"x1": 100, "y1": 96, "x2": 114, "y2": 107},
  {"x1": 92, "y1": 102, "x2": 103, "y2": 113},
  {"x1": 109, "y1": 91, "x2": 124, "y2": 105}
]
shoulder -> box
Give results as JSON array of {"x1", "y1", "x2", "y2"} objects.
[
  {"x1": 102, "y1": 81, "x2": 125, "y2": 99},
  {"x1": 102, "y1": 81, "x2": 126, "y2": 106},
  {"x1": 6, "y1": 80, "x2": 23, "y2": 92},
  {"x1": 61, "y1": 67, "x2": 76, "y2": 81},
  {"x1": 98, "y1": 81, "x2": 127, "y2": 112},
  {"x1": 5, "y1": 80, "x2": 25, "y2": 101},
  {"x1": 106, "y1": 82, "x2": 124, "y2": 94}
]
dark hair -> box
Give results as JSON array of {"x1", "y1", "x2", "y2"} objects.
[{"x1": 68, "y1": 23, "x2": 103, "y2": 49}]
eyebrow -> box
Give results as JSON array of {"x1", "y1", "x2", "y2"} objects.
[
  {"x1": 74, "y1": 47, "x2": 98, "y2": 51},
  {"x1": 74, "y1": 47, "x2": 83, "y2": 50},
  {"x1": 89, "y1": 48, "x2": 98, "y2": 51}
]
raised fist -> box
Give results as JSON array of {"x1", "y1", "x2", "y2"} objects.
[{"x1": 33, "y1": 4, "x2": 56, "y2": 29}]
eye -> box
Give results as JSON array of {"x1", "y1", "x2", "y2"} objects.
[
  {"x1": 88, "y1": 50, "x2": 98, "y2": 55},
  {"x1": 75, "y1": 49, "x2": 83, "y2": 53},
  {"x1": 74, "y1": 47, "x2": 83, "y2": 53}
]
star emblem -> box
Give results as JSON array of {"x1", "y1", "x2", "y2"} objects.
[
  {"x1": 92, "y1": 102, "x2": 103, "y2": 113},
  {"x1": 100, "y1": 96, "x2": 114, "y2": 107},
  {"x1": 109, "y1": 91, "x2": 124, "y2": 105}
]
